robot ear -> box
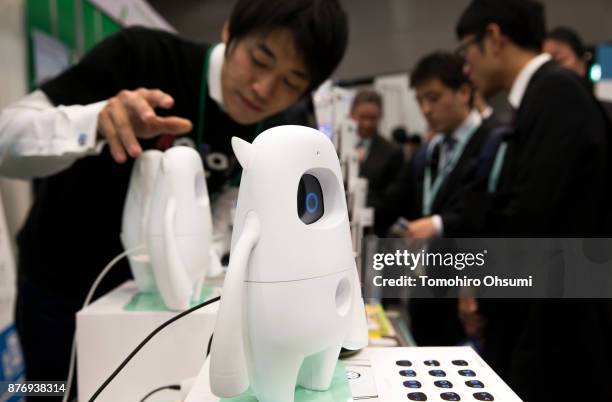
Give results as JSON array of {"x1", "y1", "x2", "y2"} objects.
[{"x1": 231, "y1": 137, "x2": 253, "y2": 169}]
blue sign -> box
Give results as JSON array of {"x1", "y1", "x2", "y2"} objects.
[
  {"x1": 596, "y1": 44, "x2": 612, "y2": 80},
  {"x1": 0, "y1": 324, "x2": 25, "y2": 402}
]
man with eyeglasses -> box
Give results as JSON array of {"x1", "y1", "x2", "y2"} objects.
[{"x1": 454, "y1": 0, "x2": 612, "y2": 401}]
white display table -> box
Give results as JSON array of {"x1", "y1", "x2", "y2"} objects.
[{"x1": 76, "y1": 280, "x2": 220, "y2": 402}]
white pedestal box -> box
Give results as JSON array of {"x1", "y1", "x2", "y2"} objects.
[{"x1": 76, "y1": 281, "x2": 219, "y2": 402}]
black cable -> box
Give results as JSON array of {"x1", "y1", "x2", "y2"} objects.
[
  {"x1": 138, "y1": 384, "x2": 180, "y2": 402},
  {"x1": 88, "y1": 296, "x2": 221, "y2": 402},
  {"x1": 206, "y1": 333, "x2": 214, "y2": 357}
]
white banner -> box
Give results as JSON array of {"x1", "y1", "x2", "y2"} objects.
[{"x1": 374, "y1": 73, "x2": 427, "y2": 139}]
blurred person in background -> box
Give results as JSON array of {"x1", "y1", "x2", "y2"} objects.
[{"x1": 456, "y1": 0, "x2": 612, "y2": 400}]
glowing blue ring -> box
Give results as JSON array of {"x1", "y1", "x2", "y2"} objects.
[{"x1": 306, "y1": 192, "x2": 319, "y2": 213}]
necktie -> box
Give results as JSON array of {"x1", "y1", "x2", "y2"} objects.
[
  {"x1": 440, "y1": 136, "x2": 457, "y2": 172},
  {"x1": 355, "y1": 140, "x2": 366, "y2": 163}
]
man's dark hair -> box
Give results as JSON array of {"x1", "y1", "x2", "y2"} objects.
[
  {"x1": 546, "y1": 26, "x2": 587, "y2": 58},
  {"x1": 227, "y1": 0, "x2": 348, "y2": 91},
  {"x1": 351, "y1": 89, "x2": 383, "y2": 112},
  {"x1": 410, "y1": 52, "x2": 471, "y2": 92},
  {"x1": 456, "y1": 0, "x2": 546, "y2": 53}
]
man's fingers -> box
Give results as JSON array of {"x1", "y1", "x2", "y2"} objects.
[
  {"x1": 465, "y1": 297, "x2": 479, "y2": 313},
  {"x1": 98, "y1": 109, "x2": 126, "y2": 163},
  {"x1": 107, "y1": 100, "x2": 142, "y2": 158},
  {"x1": 136, "y1": 88, "x2": 174, "y2": 109},
  {"x1": 147, "y1": 116, "x2": 193, "y2": 136},
  {"x1": 120, "y1": 90, "x2": 156, "y2": 121},
  {"x1": 459, "y1": 296, "x2": 479, "y2": 314}
]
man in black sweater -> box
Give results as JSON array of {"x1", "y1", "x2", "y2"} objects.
[
  {"x1": 0, "y1": 0, "x2": 349, "y2": 396},
  {"x1": 455, "y1": 1, "x2": 612, "y2": 400}
]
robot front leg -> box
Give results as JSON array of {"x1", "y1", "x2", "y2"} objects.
[
  {"x1": 297, "y1": 344, "x2": 342, "y2": 391},
  {"x1": 249, "y1": 346, "x2": 304, "y2": 402}
]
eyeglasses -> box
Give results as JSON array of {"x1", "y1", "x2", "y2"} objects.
[{"x1": 455, "y1": 35, "x2": 482, "y2": 59}]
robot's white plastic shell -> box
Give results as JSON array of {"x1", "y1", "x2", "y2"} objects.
[
  {"x1": 121, "y1": 150, "x2": 163, "y2": 293},
  {"x1": 232, "y1": 126, "x2": 355, "y2": 283},
  {"x1": 208, "y1": 126, "x2": 368, "y2": 402},
  {"x1": 147, "y1": 146, "x2": 213, "y2": 310}
]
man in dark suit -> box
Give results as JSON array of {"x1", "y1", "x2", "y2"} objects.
[
  {"x1": 350, "y1": 90, "x2": 404, "y2": 235},
  {"x1": 379, "y1": 52, "x2": 492, "y2": 240},
  {"x1": 377, "y1": 52, "x2": 494, "y2": 346},
  {"x1": 455, "y1": 1, "x2": 612, "y2": 401},
  {"x1": 544, "y1": 26, "x2": 612, "y2": 123}
]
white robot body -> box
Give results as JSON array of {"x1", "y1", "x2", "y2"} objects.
[
  {"x1": 147, "y1": 146, "x2": 213, "y2": 310},
  {"x1": 243, "y1": 272, "x2": 354, "y2": 400},
  {"x1": 121, "y1": 150, "x2": 163, "y2": 293},
  {"x1": 208, "y1": 126, "x2": 368, "y2": 402}
]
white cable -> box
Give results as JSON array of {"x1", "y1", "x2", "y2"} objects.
[{"x1": 62, "y1": 245, "x2": 146, "y2": 402}]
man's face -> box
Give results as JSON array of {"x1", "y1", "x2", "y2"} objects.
[
  {"x1": 351, "y1": 102, "x2": 382, "y2": 139},
  {"x1": 415, "y1": 79, "x2": 470, "y2": 135},
  {"x1": 543, "y1": 39, "x2": 586, "y2": 77},
  {"x1": 459, "y1": 34, "x2": 504, "y2": 97},
  {"x1": 221, "y1": 28, "x2": 310, "y2": 125}
]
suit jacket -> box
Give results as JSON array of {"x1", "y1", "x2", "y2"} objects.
[
  {"x1": 486, "y1": 61, "x2": 610, "y2": 236},
  {"x1": 373, "y1": 121, "x2": 492, "y2": 346},
  {"x1": 475, "y1": 62, "x2": 612, "y2": 402},
  {"x1": 359, "y1": 134, "x2": 404, "y2": 234},
  {"x1": 377, "y1": 122, "x2": 492, "y2": 235}
]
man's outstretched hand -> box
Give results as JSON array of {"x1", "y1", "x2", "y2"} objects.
[{"x1": 98, "y1": 88, "x2": 193, "y2": 163}]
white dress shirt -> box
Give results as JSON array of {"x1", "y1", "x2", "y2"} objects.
[
  {"x1": 0, "y1": 43, "x2": 226, "y2": 179},
  {"x1": 508, "y1": 53, "x2": 551, "y2": 109}
]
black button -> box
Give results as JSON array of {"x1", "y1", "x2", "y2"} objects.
[
  {"x1": 473, "y1": 392, "x2": 494, "y2": 401},
  {"x1": 407, "y1": 392, "x2": 428, "y2": 401},
  {"x1": 452, "y1": 360, "x2": 468, "y2": 366},
  {"x1": 428, "y1": 369, "x2": 446, "y2": 377},
  {"x1": 399, "y1": 370, "x2": 417, "y2": 377},
  {"x1": 396, "y1": 360, "x2": 413, "y2": 367},
  {"x1": 424, "y1": 359, "x2": 440, "y2": 366},
  {"x1": 440, "y1": 392, "x2": 461, "y2": 401},
  {"x1": 458, "y1": 369, "x2": 476, "y2": 377},
  {"x1": 403, "y1": 380, "x2": 422, "y2": 389},
  {"x1": 434, "y1": 380, "x2": 453, "y2": 388},
  {"x1": 465, "y1": 380, "x2": 484, "y2": 388}
]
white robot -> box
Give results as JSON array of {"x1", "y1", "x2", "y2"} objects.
[
  {"x1": 121, "y1": 150, "x2": 163, "y2": 293},
  {"x1": 208, "y1": 126, "x2": 368, "y2": 402},
  {"x1": 121, "y1": 146, "x2": 219, "y2": 310}
]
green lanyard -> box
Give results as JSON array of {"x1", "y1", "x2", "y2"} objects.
[
  {"x1": 487, "y1": 142, "x2": 508, "y2": 193},
  {"x1": 422, "y1": 126, "x2": 478, "y2": 216},
  {"x1": 196, "y1": 44, "x2": 263, "y2": 150}
]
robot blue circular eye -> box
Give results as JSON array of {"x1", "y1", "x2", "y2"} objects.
[
  {"x1": 306, "y1": 192, "x2": 319, "y2": 213},
  {"x1": 297, "y1": 174, "x2": 324, "y2": 224}
]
